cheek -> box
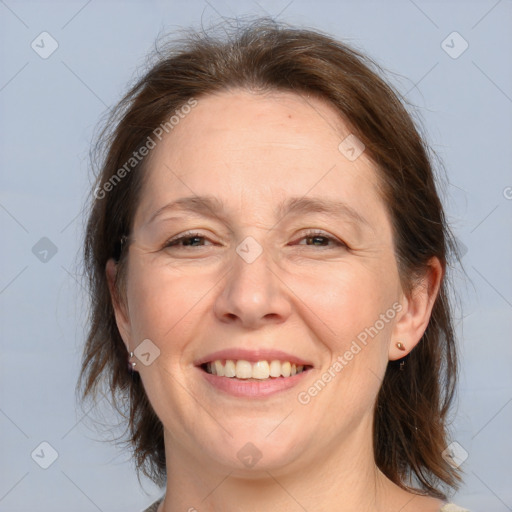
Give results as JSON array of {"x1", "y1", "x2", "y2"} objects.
[
  {"x1": 285, "y1": 259, "x2": 398, "y2": 347},
  {"x1": 124, "y1": 257, "x2": 216, "y2": 349}
]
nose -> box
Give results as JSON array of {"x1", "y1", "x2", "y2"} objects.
[{"x1": 213, "y1": 241, "x2": 292, "y2": 329}]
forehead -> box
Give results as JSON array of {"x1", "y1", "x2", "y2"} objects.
[{"x1": 135, "y1": 89, "x2": 384, "y2": 228}]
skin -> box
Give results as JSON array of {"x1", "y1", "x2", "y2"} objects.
[{"x1": 107, "y1": 90, "x2": 445, "y2": 512}]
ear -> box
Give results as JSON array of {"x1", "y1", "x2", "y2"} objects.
[
  {"x1": 106, "y1": 258, "x2": 132, "y2": 349},
  {"x1": 389, "y1": 256, "x2": 444, "y2": 361}
]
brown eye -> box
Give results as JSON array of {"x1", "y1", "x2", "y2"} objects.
[
  {"x1": 295, "y1": 230, "x2": 347, "y2": 249},
  {"x1": 164, "y1": 232, "x2": 212, "y2": 248}
]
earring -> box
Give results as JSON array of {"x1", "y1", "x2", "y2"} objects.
[
  {"x1": 127, "y1": 351, "x2": 137, "y2": 372},
  {"x1": 396, "y1": 342, "x2": 406, "y2": 371},
  {"x1": 396, "y1": 342, "x2": 406, "y2": 351}
]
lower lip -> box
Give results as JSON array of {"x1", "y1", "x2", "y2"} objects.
[{"x1": 199, "y1": 367, "x2": 311, "y2": 398}]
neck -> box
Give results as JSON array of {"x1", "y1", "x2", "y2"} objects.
[{"x1": 158, "y1": 416, "x2": 412, "y2": 512}]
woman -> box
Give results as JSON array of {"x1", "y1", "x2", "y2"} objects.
[{"x1": 79, "y1": 18, "x2": 469, "y2": 511}]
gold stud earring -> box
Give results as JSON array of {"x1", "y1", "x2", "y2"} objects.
[{"x1": 396, "y1": 342, "x2": 406, "y2": 351}]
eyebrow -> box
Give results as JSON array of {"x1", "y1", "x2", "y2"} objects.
[{"x1": 146, "y1": 195, "x2": 371, "y2": 229}]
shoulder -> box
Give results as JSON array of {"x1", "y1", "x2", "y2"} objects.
[
  {"x1": 440, "y1": 504, "x2": 470, "y2": 512},
  {"x1": 398, "y1": 495, "x2": 468, "y2": 512},
  {"x1": 140, "y1": 497, "x2": 471, "y2": 512}
]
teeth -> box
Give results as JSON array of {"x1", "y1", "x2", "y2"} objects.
[
  {"x1": 235, "y1": 360, "x2": 253, "y2": 379},
  {"x1": 214, "y1": 360, "x2": 224, "y2": 377},
  {"x1": 204, "y1": 359, "x2": 308, "y2": 379},
  {"x1": 269, "y1": 360, "x2": 281, "y2": 377},
  {"x1": 252, "y1": 361, "x2": 270, "y2": 379},
  {"x1": 224, "y1": 359, "x2": 236, "y2": 378}
]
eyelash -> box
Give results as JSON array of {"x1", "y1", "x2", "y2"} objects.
[{"x1": 163, "y1": 230, "x2": 347, "y2": 250}]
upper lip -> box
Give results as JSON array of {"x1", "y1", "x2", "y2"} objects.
[{"x1": 194, "y1": 348, "x2": 313, "y2": 367}]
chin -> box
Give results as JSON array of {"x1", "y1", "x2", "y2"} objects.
[{"x1": 198, "y1": 422, "x2": 308, "y2": 474}]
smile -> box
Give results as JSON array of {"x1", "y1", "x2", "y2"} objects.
[{"x1": 202, "y1": 359, "x2": 312, "y2": 380}]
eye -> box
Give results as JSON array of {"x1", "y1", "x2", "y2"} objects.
[
  {"x1": 164, "y1": 231, "x2": 214, "y2": 249},
  {"x1": 293, "y1": 230, "x2": 347, "y2": 249},
  {"x1": 162, "y1": 230, "x2": 347, "y2": 251}
]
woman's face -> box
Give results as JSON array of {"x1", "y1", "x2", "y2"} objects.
[{"x1": 113, "y1": 90, "x2": 408, "y2": 475}]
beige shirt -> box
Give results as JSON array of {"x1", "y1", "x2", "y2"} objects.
[{"x1": 142, "y1": 498, "x2": 470, "y2": 511}]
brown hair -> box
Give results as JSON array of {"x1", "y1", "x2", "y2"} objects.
[{"x1": 78, "y1": 17, "x2": 462, "y2": 497}]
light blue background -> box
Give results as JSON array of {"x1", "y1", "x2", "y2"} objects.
[{"x1": 1, "y1": 1, "x2": 511, "y2": 510}]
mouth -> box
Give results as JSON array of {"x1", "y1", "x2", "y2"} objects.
[
  {"x1": 197, "y1": 355, "x2": 314, "y2": 398},
  {"x1": 200, "y1": 359, "x2": 313, "y2": 380},
  {"x1": 195, "y1": 349, "x2": 314, "y2": 397}
]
